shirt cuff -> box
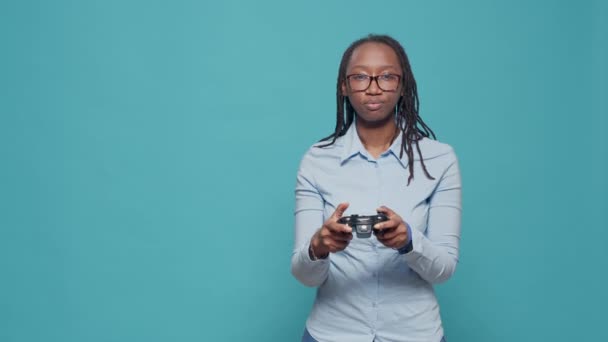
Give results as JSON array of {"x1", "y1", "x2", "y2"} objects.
[
  {"x1": 397, "y1": 223, "x2": 414, "y2": 254},
  {"x1": 402, "y1": 227, "x2": 425, "y2": 260},
  {"x1": 302, "y1": 242, "x2": 329, "y2": 263}
]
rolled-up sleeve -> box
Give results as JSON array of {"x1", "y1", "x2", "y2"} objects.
[
  {"x1": 291, "y1": 151, "x2": 330, "y2": 287},
  {"x1": 403, "y1": 150, "x2": 462, "y2": 284}
]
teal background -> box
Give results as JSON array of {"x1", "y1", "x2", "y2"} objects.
[{"x1": 1, "y1": 0, "x2": 606, "y2": 341}]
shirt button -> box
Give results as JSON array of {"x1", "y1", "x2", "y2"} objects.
[{"x1": 372, "y1": 302, "x2": 377, "y2": 308}]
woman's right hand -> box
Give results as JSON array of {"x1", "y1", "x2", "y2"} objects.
[{"x1": 309, "y1": 203, "x2": 353, "y2": 259}]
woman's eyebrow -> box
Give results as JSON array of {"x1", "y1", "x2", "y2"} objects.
[{"x1": 349, "y1": 64, "x2": 400, "y2": 70}]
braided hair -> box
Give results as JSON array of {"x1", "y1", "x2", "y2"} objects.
[{"x1": 318, "y1": 34, "x2": 436, "y2": 185}]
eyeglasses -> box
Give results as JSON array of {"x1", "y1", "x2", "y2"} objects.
[{"x1": 346, "y1": 74, "x2": 401, "y2": 92}]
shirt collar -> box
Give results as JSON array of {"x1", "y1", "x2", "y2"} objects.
[{"x1": 339, "y1": 123, "x2": 408, "y2": 169}]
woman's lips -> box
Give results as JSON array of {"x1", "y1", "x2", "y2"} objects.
[{"x1": 364, "y1": 102, "x2": 383, "y2": 111}]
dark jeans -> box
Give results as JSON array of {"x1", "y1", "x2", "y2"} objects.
[{"x1": 302, "y1": 328, "x2": 446, "y2": 342}]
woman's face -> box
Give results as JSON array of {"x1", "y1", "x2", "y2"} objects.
[{"x1": 342, "y1": 42, "x2": 403, "y2": 126}]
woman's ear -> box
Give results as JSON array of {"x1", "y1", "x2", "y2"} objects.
[{"x1": 341, "y1": 81, "x2": 348, "y2": 96}]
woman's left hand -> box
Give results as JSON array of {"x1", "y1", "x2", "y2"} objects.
[{"x1": 374, "y1": 206, "x2": 409, "y2": 250}]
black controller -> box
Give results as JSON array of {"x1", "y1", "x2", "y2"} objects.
[{"x1": 338, "y1": 213, "x2": 389, "y2": 238}]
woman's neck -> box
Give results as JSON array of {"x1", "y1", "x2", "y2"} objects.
[{"x1": 356, "y1": 118, "x2": 399, "y2": 159}]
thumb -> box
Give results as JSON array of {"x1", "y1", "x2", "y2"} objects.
[
  {"x1": 332, "y1": 202, "x2": 350, "y2": 219},
  {"x1": 376, "y1": 205, "x2": 394, "y2": 216}
]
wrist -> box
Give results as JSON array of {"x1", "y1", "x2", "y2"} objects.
[
  {"x1": 397, "y1": 223, "x2": 413, "y2": 254},
  {"x1": 310, "y1": 234, "x2": 329, "y2": 260},
  {"x1": 396, "y1": 239, "x2": 413, "y2": 254}
]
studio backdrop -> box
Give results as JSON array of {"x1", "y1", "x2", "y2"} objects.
[{"x1": 1, "y1": 1, "x2": 606, "y2": 341}]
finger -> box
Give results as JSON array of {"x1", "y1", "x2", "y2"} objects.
[
  {"x1": 331, "y1": 202, "x2": 350, "y2": 220},
  {"x1": 376, "y1": 205, "x2": 395, "y2": 217},
  {"x1": 330, "y1": 230, "x2": 353, "y2": 242},
  {"x1": 375, "y1": 233, "x2": 393, "y2": 247},
  {"x1": 374, "y1": 218, "x2": 400, "y2": 232},
  {"x1": 326, "y1": 221, "x2": 352, "y2": 234},
  {"x1": 319, "y1": 228, "x2": 332, "y2": 240},
  {"x1": 375, "y1": 228, "x2": 395, "y2": 242},
  {"x1": 385, "y1": 235, "x2": 405, "y2": 249},
  {"x1": 378, "y1": 227, "x2": 399, "y2": 240},
  {"x1": 387, "y1": 227, "x2": 410, "y2": 242},
  {"x1": 329, "y1": 240, "x2": 348, "y2": 252}
]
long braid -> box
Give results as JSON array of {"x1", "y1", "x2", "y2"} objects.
[
  {"x1": 319, "y1": 44, "x2": 358, "y2": 144},
  {"x1": 318, "y1": 34, "x2": 436, "y2": 185}
]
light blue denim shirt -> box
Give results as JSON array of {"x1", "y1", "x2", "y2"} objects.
[{"x1": 291, "y1": 123, "x2": 462, "y2": 342}]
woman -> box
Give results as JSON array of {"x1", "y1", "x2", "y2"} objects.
[{"x1": 291, "y1": 34, "x2": 461, "y2": 342}]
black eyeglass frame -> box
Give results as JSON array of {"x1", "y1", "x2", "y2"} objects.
[{"x1": 345, "y1": 74, "x2": 402, "y2": 92}]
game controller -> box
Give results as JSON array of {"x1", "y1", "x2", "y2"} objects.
[{"x1": 338, "y1": 213, "x2": 389, "y2": 238}]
